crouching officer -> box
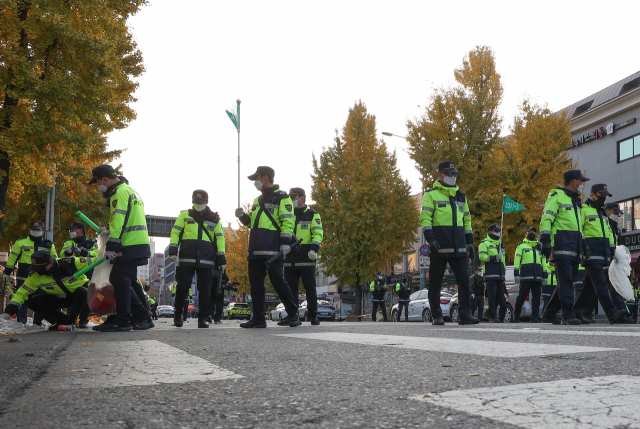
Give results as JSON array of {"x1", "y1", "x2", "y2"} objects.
[
  {"x1": 370, "y1": 273, "x2": 388, "y2": 322},
  {"x1": 395, "y1": 274, "x2": 411, "y2": 322},
  {"x1": 3, "y1": 221, "x2": 57, "y2": 324},
  {"x1": 170, "y1": 190, "x2": 225, "y2": 328},
  {"x1": 513, "y1": 227, "x2": 546, "y2": 323},
  {"x1": 470, "y1": 267, "x2": 485, "y2": 321},
  {"x1": 283, "y1": 187, "x2": 323, "y2": 326},
  {"x1": 235, "y1": 166, "x2": 301, "y2": 328},
  {"x1": 479, "y1": 224, "x2": 507, "y2": 323},
  {"x1": 1, "y1": 251, "x2": 88, "y2": 330}
]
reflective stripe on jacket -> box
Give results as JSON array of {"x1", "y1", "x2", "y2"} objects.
[
  {"x1": 479, "y1": 235, "x2": 506, "y2": 281},
  {"x1": 6, "y1": 236, "x2": 57, "y2": 275},
  {"x1": 106, "y1": 182, "x2": 151, "y2": 260},
  {"x1": 514, "y1": 239, "x2": 547, "y2": 282},
  {"x1": 582, "y1": 200, "x2": 614, "y2": 266},
  {"x1": 170, "y1": 209, "x2": 225, "y2": 268},
  {"x1": 540, "y1": 187, "x2": 583, "y2": 261},
  {"x1": 285, "y1": 207, "x2": 323, "y2": 267}
]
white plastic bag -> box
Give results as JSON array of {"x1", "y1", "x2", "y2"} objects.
[
  {"x1": 86, "y1": 230, "x2": 116, "y2": 315},
  {"x1": 608, "y1": 245, "x2": 634, "y2": 301}
]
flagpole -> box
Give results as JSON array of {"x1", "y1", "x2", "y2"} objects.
[
  {"x1": 500, "y1": 195, "x2": 505, "y2": 250},
  {"x1": 237, "y1": 99, "x2": 241, "y2": 208}
]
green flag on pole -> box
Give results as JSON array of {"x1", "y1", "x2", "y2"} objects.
[
  {"x1": 503, "y1": 195, "x2": 526, "y2": 213},
  {"x1": 226, "y1": 104, "x2": 240, "y2": 132}
]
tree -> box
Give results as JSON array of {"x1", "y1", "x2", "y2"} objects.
[
  {"x1": 0, "y1": 0, "x2": 147, "y2": 237},
  {"x1": 224, "y1": 203, "x2": 251, "y2": 297},
  {"x1": 311, "y1": 101, "x2": 418, "y2": 318}
]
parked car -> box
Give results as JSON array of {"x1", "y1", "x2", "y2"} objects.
[
  {"x1": 391, "y1": 289, "x2": 447, "y2": 322},
  {"x1": 270, "y1": 303, "x2": 288, "y2": 321},
  {"x1": 299, "y1": 299, "x2": 336, "y2": 321},
  {"x1": 222, "y1": 302, "x2": 251, "y2": 320},
  {"x1": 157, "y1": 305, "x2": 175, "y2": 318}
]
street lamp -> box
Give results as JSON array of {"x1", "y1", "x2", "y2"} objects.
[{"x1": 382, "y1": 132, "x2": 407, "y2": 139}]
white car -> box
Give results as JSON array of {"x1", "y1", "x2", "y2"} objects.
[
  {"x1": 270, "y1": 303, "x2": 288, "y2": 322},
  {"x1": 391, "y1": 289, "x2": 451, "y2": 322},
  {"x1": 157, "y1": 305, "x2": 175, "y2": 318}
]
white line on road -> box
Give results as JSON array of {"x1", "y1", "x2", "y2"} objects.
[
  {"x1": 438, "y1": 327, "x2": 640, "y2": 337},
  {"x1": 35, "y1": 340, "x2": 242, "y2": 388},
  {"x1": 411, "y1": 375, "x2": 640, "y2": 429},
  {"x1": 275, "y1": 332, "x2": 622, "y2": 357}
]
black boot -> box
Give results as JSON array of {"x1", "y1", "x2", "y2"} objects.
[
  {"x1": 458, "y1": 314, "x2": 480, "y2": 325},
  {"x1": 240, "y1": 318, "x2": 267, "y2": 328},
  {"x1": 198, "y1": 319, "x2": 209, "y2": 328},
  {"x1": 513, "y1": 296, "x2": 524, "y2": 323},
  {"x1": 174, "y1": 315, "x2": 183, "y2": 328}
]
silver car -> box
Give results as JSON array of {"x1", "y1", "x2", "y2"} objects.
[
  {"x1": 157, "y1": 305, "x2": 175, "y2": 318},
  {"x1": 270, "y1": 303, "x2": 288, "y2": 321},
  {"x1": 299, "y1": 299, "x2": 336, "y2": 321},
  {"x1": 391, "y1": 290, "x2": 436, "y2": 322}
]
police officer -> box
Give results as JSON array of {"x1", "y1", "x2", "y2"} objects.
[
  {"x1": 171, "y1": 282, "x2": 192, "y2": 323},
  {"x1": 479, "y1": 224, "x2": 507, "y2": 323},
  {"x1": 539, "y1": 169, "x2": 589, "y2": 325},
  {"x1": 470, "y1": 267, "x2": 484, "y2": 321},
  {"x1": 572, "y1": 184, "x2": 628, "y2": 324},
  {"x1": 149, "y1": 297, "x2": 158, "y2": 320},
  {"x1": 543, "y1": 261, "x2": 557, "y2": 318},
  {"x1": 395, "y1": 274, "x2": 411, "y2": 322},
  {"x1": 370, "y1": 273, "x2": 388, "y2": 322},
  {"x1": 513, "y1": 227, "x2": 547, "y2": 323},
  {"x1": 3, "y1": 221, "x2": 57, "y2": 324},
  {"x1": 283, "y1": 187, "x2": 323, "y2": 326},
  {"x1": 89, "y1": 165, "x2": 153, "y2": 332},
  {"x1": 169, "y1": 190, "x2": 225, "y2": 329},
  {"x1": 420, "y1": 161, "x2": 478, "y2": 325},
  {"x1": 1, "y1": 251, "x2": 88, "y2": 330},
  {"x1": 235, "y1": 166, "x2": 301, "y2": 328}
]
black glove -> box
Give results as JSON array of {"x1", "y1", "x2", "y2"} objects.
[
  {"x1": 582, "y1": 239, "x2": 591, "y2": 259},
  {"x1": 429, "y1": 240, "x2": 440, "y2": 255},
  {"x1": 610, "y1": 246, "x2": 617, "y2": 262},
  {"x1": 64, "y1": 246, "x2": 77, "y2": 256},
  {"x1": 467, "y1": 244, "x2": 475, "y2": 260},
  {"x1": 540, "y1": 234, "x2": 551, "y2": 259},
  {"x1": 4, "y1": 267, "x2": 13, "y2": 276},
  {"x1": 4, "y1": 303, "x2": 18, "y2": 316},
  {"x1": 77, "y1": 247, "x2": 89, "y2": 257}
]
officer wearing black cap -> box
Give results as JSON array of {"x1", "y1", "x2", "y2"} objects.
[
  {"x1": 1, "y1": 250, "x2": 89, "y2": 330},
  {"x1": 603, "y1": 202, "x2": 630, "y2": 315},
  {"x1": 282, "y1": 187, "x2": 323, "y2": 325},
  {"x1": 479, "y1": 224, "x2": 508, "y2": 323},
  {"x1": 3, "y1": 220, "x2": 57, "y2": 324},
  {"x1": 513, "y1": 226, "x2": 546, "y2": 323},
  {"x1": 420, "y1": 161, "x2": 478, "y2": 325},
  {"x1": 169, "y1": 190, "x2": 225, "y2": 328},
  {"x1": 89, "y1": 165, "x2": 153, "y2": 332},
  {"x1": 235, "y1": 166, "x2": 301, "y2": 328}
]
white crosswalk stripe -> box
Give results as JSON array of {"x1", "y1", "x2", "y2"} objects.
[
  {"x1": 439, "y1": 327, "x2": 640, "y2": 337},
  {"x1": 275, "y1": 332, "x2": 622, "y2": 357}
]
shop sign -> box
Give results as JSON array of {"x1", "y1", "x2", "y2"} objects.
[
  {"x1": 622, "y1": 230, "x2": 640, "y2": 251},
  {"x1": 570, "y1": 118, "x2": 636, "y2": 148}
]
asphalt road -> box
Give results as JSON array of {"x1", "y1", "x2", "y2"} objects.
[{"x1": 2, "y1": 318, "x2": 640, "y2": 429}]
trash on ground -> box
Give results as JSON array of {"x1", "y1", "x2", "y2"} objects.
[
  {"x1": 423, "y1": 393, "x2": 434, "y2": 398},
  {"x1": 467, "y1": 373, "x2": 481, "y2": 376},
  {"x1": 82, "y1": 342, "x2": 90, "y2": 346},
  {"x1": 69, "y1": 369, "x2": 87, "y2": 372}
]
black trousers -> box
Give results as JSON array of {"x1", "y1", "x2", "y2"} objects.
[
  {"x1": 284, "y1": 266, "x2": 317, "y2": 320},
  {"x1": 15, "y1": 275, "x2": 28, "y2": 324},
  {"x1": 543, "y1": 259, "x2": 578, "y2": 320},
  {"x1": 109, "y1": 260, "x2": 146, "y2": 323},
  {"x1": 248, "y1": 259, "x2": 297, "y2": 321},
  {"x1": 542, "y1": 284, "x2": 555, "y2": 310},
  {"x1": 397, "y1": 301, "x2": 409, "y2": 321},
  {"x1": 429, "y1": 257, "x2": 471, "y2": 319},
  {"x1": 574, "y1": 264, "x2": 617, "y2": 318},
  {"x1": 210, "y1": 282, "x2": 224, "y2": 321},
  {"x1": 470, "y1": 298, "x2": 484, "y2": 320},
  {"x1": 486, "y1": 280, "x2": 507, "y2": 321},
  {"x1": 175, "y1": 266, "x2": 213, "y2": 320},
  {"x1": 372, "y1": 299, "x2": 387, "y2": 321},
  {"x1": 27, "y1": 288, "x2": 87, "y2": 325},
  {"x1": 518, "y1": 281, "x2": 542, "y2": 318}
]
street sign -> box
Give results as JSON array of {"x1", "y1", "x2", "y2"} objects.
[
  {"x1": 420, "y1": 244, "x2": 429, "y2": 256},
  {"x1": 419, "y1": 256, "x2": 430, "y2": 269}
]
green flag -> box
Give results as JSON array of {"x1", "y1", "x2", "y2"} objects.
[
  {"x1": 226, "y1": 103, "x2": 240, "y2": 132},
  {"x1": 503, "y1": 195, "x2": 526, "y2": 213}
]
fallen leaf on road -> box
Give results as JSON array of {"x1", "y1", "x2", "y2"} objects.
[
  {"x1": 102, "y1": 364, "x2": 111, "y2": 366},
  {"x1": 69, "y1": 369, "x2": 86, "y2": 372},
  {"x1": 547, "y1": 357, "x2": 554, "y2": 360},
  {"x1": 82, "y1": 342, "x2": 90, "y2": 346},
  {"x1": 423, "y1": 393, "x2": 433, "y2": 398},
  {"x1": 203, "y1": 348, "x2": 207, "y2": 350},
  {"x1": 202, "y1": 372, "x2": 213, "y2": 375},
  {"x1": 467, "y1": 373, "x2": 481, "y2": 377}
]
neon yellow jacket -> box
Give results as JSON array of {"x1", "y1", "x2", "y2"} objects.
[
  {"x1": 105, "y1": 182, "x2": 150, "y2": 260},
  {"x1": 170, "y1": 208, "x2": 225, "y2": 268}
]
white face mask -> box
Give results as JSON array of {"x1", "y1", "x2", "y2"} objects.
[
  {"x1": 609, "y1": 214, "x2": 619, "y2": 222},
  {"x1": 442, "y1": 176, "x2": 457, "y2": 186},
  {"x1": 69, "y1": 231, "x2": 77, "y2": 239},
  {"x1": 254, "y1": 180, "x2": 262, "y2": 191},
  {"x1": 492, "y1": 232, "x2": 501, "y2": 238},
  {"x1": 193, "y1": 203, "x2": 206, "y2": 212},
  {"x1": 292, "y1": 200, "x2": 299, "y2": 209},
  {"x1": 30, "y1": 230, "x2": 43, "y2": 237},
  {"x1": 98, "y1": 184, "x2": 108, "y2": 193}
]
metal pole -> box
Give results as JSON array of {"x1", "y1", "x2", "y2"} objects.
[
  {"x1": 45, "y1": 188, "x2": 51, "y2": 233},
  {"x1": 238, "y1": 130, "x2": 240, "y2": 207},
  {"x1": 499, "y1": 195, "x2": 505, "y2": 260},
  {"x1": 49, "y1": 167, "x2": 56, "y2": 242},
  {"x1": 420, "y1": 187, "x2": 426, "y2": 290}
]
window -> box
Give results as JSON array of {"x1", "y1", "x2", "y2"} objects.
[
  {"x1": 618, "y1": 197, "x2": 640, "y2": 231},
  {"x1": 618, "y1": 133, "x2": 640, "y2": 162}
]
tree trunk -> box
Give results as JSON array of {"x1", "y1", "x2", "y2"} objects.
[{"x1": 354, "y1": 272, "x2": 361, "y2": 321}]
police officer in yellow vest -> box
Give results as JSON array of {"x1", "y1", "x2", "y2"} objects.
[
  {"x1": 283, "y1": 187, "x2": 323, "y2": 326},
  {"x1": 235, "y1": 166, "x2": 301, "y2": 328},
  {"x1": 543, "y1": 261, "x2": 557, "y2": 314},
  {"x1": 479, "y1": 224, "x2": 508, "y2": 323},
  {"x1": 420, "y1": 161, "x2": 478, "y2": 325},
  {"x1": 1, "y1": 251, "x2": 89, "y2": 330},
  {"x1": 170, "y1": 189, "x2": 225, "y2": 329},
  {"x1": 572, "y1": 183, "x2": 628, "y2": 324},
  {"x1": 89, "y1": 165, "x2": 153, "y2": 332},
  {"x1": 513, "y1": 227, "x2": 547, "y2": 323},
  {"x1": 3, "y1": 221, "x2": 57, "y2": 324}
]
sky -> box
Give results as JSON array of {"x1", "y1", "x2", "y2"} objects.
[{"x1": 106, "y1": 0, "x2": 640, "y2": 252}]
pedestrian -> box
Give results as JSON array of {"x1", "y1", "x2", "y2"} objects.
[
  {"x1": 1, "y1": 250, "x2": 88, "y2": 330},
  {"x1": 234, "y1": 166, "x2": 301, "y2": 328},
  {"x1": 89, "y1": 165, "x2": 153, "y2": 332},
  {"x1": 370, "y1": 273, "x2": 388, "y2": 322},
  {"x1": 479, "y1": 224, "x2": 508, "y2": 323},
  {"x1": 395, "y1": 274, "x2": 411, "y2": 322},
  {"x1": 470, "y1": 267, "x2": 485, "y2": 321},
  {"x1": 513, "y1": 227, "x2": 546, "y2": 323},
  {"x1": 572, "y1": 184, "x2": 628, "y2": 324},
  {"x1": 169, "y1": 189, "x2": 225, "y2": 329},
  {"x1": 420, "y1": 161, "x2": 478, "y2": 325},
  {"x1": 282, "y1": 187, "x2": 323, "y2": 326}
]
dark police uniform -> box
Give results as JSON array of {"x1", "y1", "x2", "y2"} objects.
[
  {"x1": 543, "y1": 262, "x2": 556, "y2": 310},
  {"x1": 513, "y1": 230, "x2": 547, "y2": 322},
  {"x1": 479, "y1": 226, "x2": 507, "y2": 322},
  {"x1": 395, "y1": 278, "x2": 411, "y2": 322},
  {"x1": 470, "y1": 270, "x2": 485, "y2": 321},
  {"x1": 370, "y1": 276, "x2": 387, "y2": 322}
]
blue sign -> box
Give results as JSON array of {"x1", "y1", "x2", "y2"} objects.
[
  {"x1": 322, "y1": 293, "x2": 328, "y2": 299},
  {"x1": 420, "y1": 244, "x2": 429, "y2": 256}
]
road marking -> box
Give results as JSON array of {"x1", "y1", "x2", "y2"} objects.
[
  {"x1": 411, "y1": 375, "x2": 640, "y2": 429},
  {"x1": 35, "y1": 340, "x2": 242, "y2": 388},
  {"x1": 275, "y1": 332, "x2": 621, "y2": 357},
  {"x1": 438, "y1": 327, "x2": 640, "y2": 337}
]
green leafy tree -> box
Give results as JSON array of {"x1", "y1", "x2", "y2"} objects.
[{"x1": 311, "y1": 101, "x2": 418, "y2": 317}]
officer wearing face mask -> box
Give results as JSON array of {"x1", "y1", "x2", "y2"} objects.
[
  {"x1": 169, "y1": 190, "x2": 225, "y2": 328},
  {"x1": 420, "y1": 161, "x2": 478, "y2": 326},
  {"x1": 3, "y1": 221, "x2": 57, "y2": 324},
  {"x1": 370, "y1": 273, "x2": 388, "y2": 322},
  {"x1": 235, "y1": 166, "x2": 301, "y2": 328},
  {"x1": 513, "y1": 227, "x2": 546, "y2": 323},
  {"x1": 282, "y1": 187, "x2": 324, "y2": 326},
  {"x1": 479, "y1": 224, "x2": 508, "y2": 323}
]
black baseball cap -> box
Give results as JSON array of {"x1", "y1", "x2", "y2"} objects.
[
  {"x1": 247, "y1": 166, "x2": 274, "y2": 181},
  {"x1": 289, "y1": 187, "x2": 306, "y2": 198},
  {"x1": 192, "y1": 189, "x2": 208, "y2": 204},
  {"x1": 488, "y1": 223, "x2": 501, "y2": 232},
  {"x1": 65, "y1": 222, "x2": 86, "y2": 231},
  {"x1": 88, "y1": 165, "x2": 118, "y2": 184},
  {"x1": 525, "y1": 226, "x2": 537, "y2": 233},
  {"x1": 28, "y1": 250, "x2": 53, "y2": 274},
  {"x1": 438, "y1": 161, "x2": 459, "y2": 174},
  {"x1": 605, "y1": 203, "x2": 623, "y2": 215},
  {"x1": 474, "y1": 266, "x2": 482, "y2": 272},
  {"x1": 563, "y1": 169, "x2": 590, "y2": 182},
  {"x1": 591, "y1": 183, "x2": 612, "y2": 197},
  {"x1": 29, "y1": 221, "x2": 45, "y2": 231}
]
